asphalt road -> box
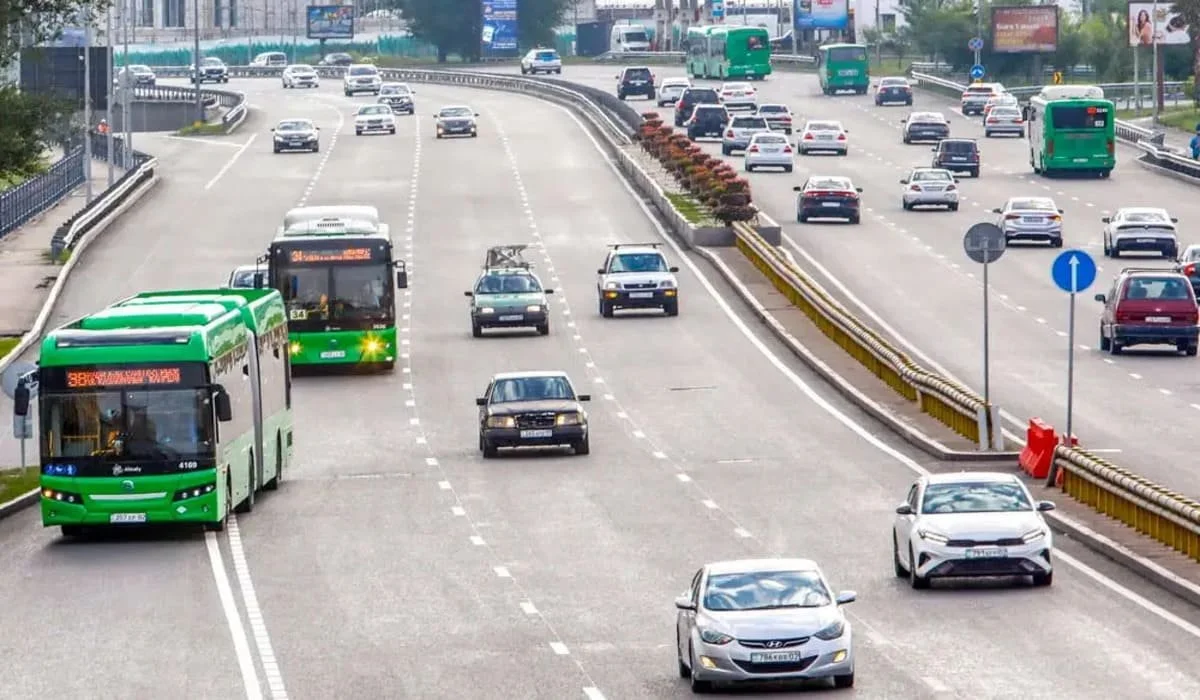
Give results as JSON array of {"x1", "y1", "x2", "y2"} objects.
[
  {"x1": 491, "y1": 64, "x2": 1200, "y2": 501},
  {"x1": 2, "y1": 75, "x2": 1200, "y2": 698}
]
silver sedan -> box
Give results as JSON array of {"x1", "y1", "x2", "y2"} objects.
[
  {"x1": 900, "y1": 167, "x2": 959, "y2": 211},
  {"x1": 994, "y1": 196, "x2": 1064, "y2": 247},
  {"x1": 744, "y1": 132, "x2": 794, "y2": 173},
  {"x1": 675, "y1": 558, "x2": 856, "y2": 692}
]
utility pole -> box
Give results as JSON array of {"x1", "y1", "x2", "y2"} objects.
[
  {"x1": 105, "y1": 7, "x2": 114, "y2": 186},
  {"x1": 83, "y1": 22, "x2": 94, "y2": 204},
  {"x1": 193, "y1": 0, "x2": 204, "y2": 123},
  {"x1": 123, "y1": 0, "x2": 133, "y2": 167}
]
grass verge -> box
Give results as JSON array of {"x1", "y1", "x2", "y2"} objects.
[
  {"x1": 0, "y1": 336, "x2": 20, "y2": 361},
  {"x1": 176, "y1": 121, "x2": 228, "y2": 136},
  {"x1": 0, "y1": 466, "x2": 39, "y2": 504},
  {"x1": 665, "y1": 192, "x2": 715, "y2": 225},
  {"x1": 1116, "y1": 105, "x2": 1200, "y2": 132}
]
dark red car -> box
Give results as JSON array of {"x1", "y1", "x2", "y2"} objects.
[{"x1": 1095, "y1": 268, "x2": 1200, "y2": 356}]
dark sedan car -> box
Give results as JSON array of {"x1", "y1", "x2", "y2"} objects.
[
  {"x1": 901, "y1": 112, "x2": 950, "y2": 144},
  {"x1": 477, "y1": 371, "x2": 590, "y2": 457},
  {"x1": 795, "y1": 176, "x2": 862, "y2": 224}
]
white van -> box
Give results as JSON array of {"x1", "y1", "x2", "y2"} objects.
[
  {"x1": 610, "y1": 24, "x2": 651, "y2": 53},
  {"x1": 251, "y1": 51, "x2": 288, "y2": 68}
]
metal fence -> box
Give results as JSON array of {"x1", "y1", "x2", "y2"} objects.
[{"x1": 0, "y1": 149, "x2": 87, "y2": 240}]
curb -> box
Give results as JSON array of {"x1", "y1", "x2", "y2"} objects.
[{"x1": 0, "y1": 488, "x2": 38, "y2": 520}]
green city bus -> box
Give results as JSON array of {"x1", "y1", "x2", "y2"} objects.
[
  {"x1": 688, "y1": 25, "x2": 772, "y2": 80},
  {"x1": 26, "y1": 288, "x2": 293, "y2": 536},
  {"x1": 817, "y1": 43, "x2": 870, "y2": 95},
  {"x1": 269, "y1": 205, "x2": 408, "y2": 370},
  {"x1": 1027, "y1": 85, "x2": 1115, "y2": 178}
]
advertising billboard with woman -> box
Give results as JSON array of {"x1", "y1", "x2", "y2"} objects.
[{"x1": 1128, "y1": 2, "x2": 1190, "y2": 46}]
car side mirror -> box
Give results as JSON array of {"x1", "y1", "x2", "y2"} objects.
[
  {"x1": 855, "y1": 187, "x2": 863, "y2": 193},
  {"x1": 1037, "y1": 501, "x2": 1056, "y2": 512},
  {"x1": 1101, "y1": 216, "x2": 1111, "y2": 223},
  {"x1": 844, "y1": 129, "x2": 849, "y2": 133},
  {"x1": 615, "y1": 74, "x2": 620, "y2": 79},
  {"x1": 13, "y1": 384, "x2": 29, "y2": 417},
  {"x1": 215, "y1": 387, "x2": 233, "y2": 422},
  {"x1": 895, "y1": 503, "x2": 913, "y2": 515},
  {"x1": 475, "y1": 113, "x2": 480, "y2": 117},
  {"x1": 577, "y1": 394, "x2": 591, "y2": 401},
  {"x1": 674, "y1": 595, "x2": 696, "y2": 611},
  {"x1": 900, "y1": 179, "x2": 908, "y2": 184},
  {"x1": 544, "y1": 288, "x2": 555, "y2": 294},
  {"x1": 900, "y1": 118, "x2": 906, "y2": 123},
  {"x1": 596, "y1": 268, "x2": 605, "y2": 274},
  {"x1": 835, "y1": 591, "x2": 857, "y2": 605},
  {"x1": 395, "y1": 261, "x2": 408, "y2": 289},
  {"x1": 464, "y1": 291, "x2": 474, "y2": 296},
  {"x1": 1094, "y1": 293, "x2": 1106, "y2": 303},
  {"x1": 792, "y1": 186, "x2": 803, "y2": 192},
  {"x1": 315, "y1": 127, "x2": 320, "y2": 131},
  {"x1": 270, "y1": 128, "x2": 275, "y2": 132},
  {"x1": 1172, "y1": 217, "x2": 1179, "y2": 223},
  {"x1": 669, "y1": 266, "x2": 679, "y2": 273},
  {"x1": 992, "y1": 207, "x2": 1002, "y2": 214},
  {"x1": 1058, "y1": 209, "x2": 1064, "y2": 214},
  {"x1": 931, "y1": 147, "x2": 938, "y2": 152},
  {"x1": 475, "y1": 397, "x2": 487, "y2": 406}
]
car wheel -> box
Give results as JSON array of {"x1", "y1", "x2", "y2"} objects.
[
  {"x1": 61, "y1": 525, "x2": 84, "y2": 537},
  {"x1": 798, "y1": 211, "x2": 807, "y2": 223},
  {"x1": 721, "y1": 146, "x2": 731, "y2": 155},
  {"x1": 849, "y1": 214, "x2": 861, "y2": 224},
  {"x1": 745, "y1": 164, "x2": 754, "y2": 172},
  {"x1": 949, "y1": 203, "x2": 959, "y2": 211},
  {"x1": 893, "y1": 534, "x2": 907, "y2": 578},
  {"x1": 784, "y1": 165, "x2": 793, "y2": 173},
  {"x1": 1109, "y1": 337, "x2": 1123, "y2": 355},
  {"x1": 677, "y1": 633, "x2": 690, "y2": 678},
  {"x1": 970, "y1": 168, "x2": 980, "y2": 177},
  {"x1": 908, "y1": 545, "x2": 930, "y2": 589},
  {"x1": 536, "y1": 322, "x2": 549, "y2": 336},
  {"x1": 389, "y1": 128, "x2": 396, "y2": 134},
  {"x1": 902, "y1": 200, "x2": 911, "y2": 211},
  {"x1": 482, "y1": 439, "x2": 498, "y2": 459},
  {"x1": 1099, "y1": 325, "x2": 1111, "y2": 352},
  {"x1": 985, "y1": 130, "x2": 992, "y2": 137},
  {"x1": 903, "y1": 135, "x2": 911, "y2": 144},
  {"x1": 472, "y1": 323, "x2": 483, "y2": 338},
  {"x1": 356, "y1": 129, "x2": 363, "y2": 136},
  {"x1": 312, "y1": 144, "x2": 319, "y2": 153},
  {"x1": 1032, "y1": 570, "x2": 1053, "y2": 587},
  {"x1": 833, "y1": 672, "x2": 855, "y2": 689},
  {"x1": 600, "y1": 299, "x2": 615, "y2": 318},
  {"x1": 273, "y1": 146, "x2": 280, "y2": 153},
  {"x1": 1102, "y1": 239, "x2": 1111, "y2": 257},
  {"x1": 573, "y1": 436, "x2": 590, "y2": 456},
  {"x1": 664, "y1": 299, "x2": 679, "y2": 317},
  {"x1": 1110, "y1": 245, "x2": 1120, "y2": 258},
  {"x1": 1051, "y1": 237, "x2": 1063, "y2": 248},
  {"x1": 1188, "y1": 343, "x2": 1199, "y2": 357}
]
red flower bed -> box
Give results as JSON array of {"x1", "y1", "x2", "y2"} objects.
[{"x1": 638, "y1": 112, "x2": 756, "y2": 224}]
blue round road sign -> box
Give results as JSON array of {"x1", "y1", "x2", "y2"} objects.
[
  {"x1": 968, "y1": 37, "x2": 984, "y2": 51},
  {"x1": 970, "y1": 64, "x2": 986, "y2": 80},
  {"x1": 1051, "y1": 249, "x2": 1097, "y2": 294}
]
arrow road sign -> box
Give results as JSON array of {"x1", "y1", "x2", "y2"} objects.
[
  {"x1": 968, "y1": 37, "x2": 984, "y2": 51},
  {"x1": 1051, "y1": 249, "x2": 1097, "y2": 293},
  {"x1": 963, "y1": 223, "x2": 1006, "y2": 264},
  {"x1": 970, "y1": 64, "x2": 986, "y2": 81}
]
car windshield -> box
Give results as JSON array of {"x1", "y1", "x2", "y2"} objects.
[
  {"x1": 1009, "y1": 198, "x2": 1056, "y2": 211},
  {"x1": 42, "y1": 387, "x2": 216, "y2": 461},
  {"x1": 809, "y1": 178, "x2": 851, "y2": 190},
  {"x1": 476, "y1": 274, "x2": 541, "y2": 294},
  {"x1": 724, "y1": 83, "x2": 751, "y2": 91},
  {"x1": 921, "y1": 480, "x2": 1032, "y2": 514},
  {"x1": 1120, "y1": 211, "x2": 1169, "y2": 224},
  {"x1": 491, "y1": 376, "x2": 574, "y2": 402},
  {"x1": 695, "y1": 107, "x2": 726, "y2": 119},
  {"x1": 624, "y1": 68, "x2": 652, "y2": 80},
  {"x1": 359, "y1": 106, "x2": 390, "y2": 115},
  {"x1": 703, "y1": 570, "x2": 831, "y2": 611},
  {"x1": 940, "y1": 141, "x2": 976, "y2": 153},
  {"x1": 664, "y1": 80, "x2": 689, "y2": 87},
  {"x1": 622, "y1": 31, "x2": 649, "y2": 43},
  {"x1": 807, "y1": 122, "x2": 840, "y2": 131},
  {"x1": 758, "y1": 105, "x2": 788, "y2": 113},
  {"x1": 1182, "y1": 247, "x2": 1200, "y2": 262},
  {"x1": 440, "y1": 107, "x2": 473, "y2": 117},
  {"x1": 732, "y1": 117, "x2": 768, "y2": 129},
  {"x1": 381, "y1": 85, "x2": 409, "y2": 95},
  {"x1": 991, "y1": 107, "x2": 1021, "y2": 117},
  {"x1": 289, "y1": 65, "x2": 314, "y2": 73},
  {"x1": 280, "y1": 264, "x2": 394, "y2": 323},
  {"x1": 1124, "y1": 277, "x2": 1191, "y2": 300},
  {"x1": 753, "y1": 134, "x2": 788, "y2": 145},
  {"x1": 685, "y1": 89, "x2": 718, "y2": 101},
  {"x1": 610, "y1": 253, "x2": 667, "y2": 273},
  {"x1": 881, "y1": 78, "x2": 907, "y2": 86},
  {"x1": 911, "y1": 113, "x2": 944, "y2": 123},
  {"x1": 276, "y1": 120, "x2": 312, "y2": 132},
  {"x1": 349, "y1": 66, "x2": 377, "y2": 76},
  {"x1": 131, "y1": 65, "x2": 152, "y2": 73},
  {"x1": 912, "y1": 170, "x2": 951, "y2": 182},
  {"x1": 201, "y1": 58, "x2": 222, "y2": 66},
  {"x1": 535, "y1": 51, "x2": 558, "y2": 60}
]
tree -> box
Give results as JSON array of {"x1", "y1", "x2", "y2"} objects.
[
  {"x1": 0, "y1": 0, "x2": 111, "y2": 69},
  {"x1": 395, "y1": 0, "x2": 481, "y2": 62},
  {"x1": 0, "y1": 86, "x2": 72, "y2": 177},
  {"x1": 1171, "y1": 0, "x2": 1200, "y2": 104},
  {"x1": 517, "y1": 0, "x2": 571, "y2": 49}
]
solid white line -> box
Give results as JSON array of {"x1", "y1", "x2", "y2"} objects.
[
  {"x1": 205, "y1": 134, "x2": 257, "y2": 190},
  {"x1": 702, "y1": 499, "x2": 719, "y2": 509},
  {"x1": 425, "y1": 457, "x2": 438, "y2": 466},
  {"x1": 227, "y1": 516, "x2": 289, "y2": 699},
  {"x1": 438, "y1": 480, "x2": 451, "y2": 490},
  {"x1": 557, "y1": 101, "x2": 1200, "y2": 639},
  {"x1": 163, "y1": 134, "x2": 247, "y2": 147},
  {"x1": 205, "y1": 532, "x2": 263, "y2": 700},
  {"x1": 734, "y1": 527, "x2": 752, "y2": 538}
]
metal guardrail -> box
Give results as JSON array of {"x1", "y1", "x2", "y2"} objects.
[
  {"x1": 909, "y1": 71, "x2": 1200, "y2": 183},
  {"x1": 0, "y1": 148, "x2": 86, "y2": 240},
  {"x1": 50, "y1": 147, "x2": 158, "y2": 259}
]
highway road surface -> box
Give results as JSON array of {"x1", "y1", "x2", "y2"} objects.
[
  {"x1": 497, "y1": 64, "x2": 1200, "y2": 502},
  {"x1": 1, "y1": 75, "x2": 1199, "y2": 699}
]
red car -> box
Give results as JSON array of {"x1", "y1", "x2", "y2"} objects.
[{"x1": 1096, "y1": 268, "x2": 1200, "y2": 356}]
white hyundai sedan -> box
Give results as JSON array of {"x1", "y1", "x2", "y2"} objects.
[
  {"x1": 892, "y1": 472, "x2": 1055, "y2": 589},
  {"x1": 355, "y1": 104, "x2": 396, "y2": 135},
  {"x1": 744, "y1": 132, "x2": 793, "y2": 173}
]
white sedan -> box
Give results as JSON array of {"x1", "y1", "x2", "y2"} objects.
[
  {"x1": 355, "y1": 104, "x2": 396, "y2": 135},
  {"x1": 797, "y1": 120, "x2": 849, "y2": 156},
  {"x1": 893, "y1": 472, "x2": 1055, "y2": 589},
  {"x1": 657, "y1": 77, "x2": 691, "y2": 107},
  {"x1": 1102, "y1": 207, "x2": 1180, "y2": 258},
  {"x1": 900, "y1": 167, "x2": 959, "y2": 211},
  {"x1": 281, "y1": 64, "x2": 319, "y2": 88},
  {"x1": 744, "y1": 132, "x2": 793, "y2": 173},
  {"x1": 719, "y1": 81, "x2": 758, "y2": 111}
]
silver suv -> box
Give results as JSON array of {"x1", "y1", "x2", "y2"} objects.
[
  {"x1": 596, "y1": 243, "x2": 679, "y2": 317},
  {"x1": 721, "y1": 115, "x2": 770, "y2": 155}
]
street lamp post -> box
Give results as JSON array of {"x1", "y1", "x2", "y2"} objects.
[
  {"x1": 83, "y1": 22, "x2": 94, "y2": 204},
  {"x1": 105, "y1": 7, "x2": 114, "y2": 186},
  {"x1": 193, "y1": 0, "x2": 204, "y2": 123}
]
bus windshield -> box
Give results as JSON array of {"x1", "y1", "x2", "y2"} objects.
[
  {"x1": 280, "y1": 263, "x2": 393, "y2": 324},
  {"x1": 1051, "y1": 105, "x2": 1109, "y2": 129},
  {"x1": 42, "y1": 388, "x2": 215, "y2": 461},
  {"x1": 828, "y1": 46, "x2": 868, "y2": 62}
]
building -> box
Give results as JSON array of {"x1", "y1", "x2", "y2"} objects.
[
  {"x1": 112, "y1": 0, "x2": 316, "y2": 34},
  {"x1": 850, "y1": 0, "x2": 905, "y2": 33}
]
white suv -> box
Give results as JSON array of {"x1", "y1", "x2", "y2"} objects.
[
  {"x1": 521, "y1": 48, "x2": 562, "y2": 75},
  {"x1": 343, "y1": 64, "x2": 382, "y2": 96},
  {"x1": 596, "y1": 243, "x2": 680, "y2": 317}
]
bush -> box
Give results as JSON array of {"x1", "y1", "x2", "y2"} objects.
[{"x1": 634, "y1": 117, "x2": 757, "y2": 224}]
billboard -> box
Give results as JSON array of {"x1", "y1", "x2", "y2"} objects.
[
  {"x1": 482, "y1": 0, "x2": 519, "y2": 55},
  {"x1": 1128, "y1": 2, "x2": 1191, "y2": 47},
  {"x1": 306, "y1": 5, "x2": 354, "y2": 40},
  {"x1": 991, "y1": 6, "x2": 1059, "y2": 53},
  {"x1": 793, "y1": 0, "x2": 849, "y2": 30}
]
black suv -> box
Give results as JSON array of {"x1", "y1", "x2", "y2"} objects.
[
  {"x1": 686, "y1": 105, "x2": 729, "y2": 139},
  {"x1": 674, "y1": 87, "x2": 720, "y2": 126},
  {"x1": 931, "y1": 138, "x2": 980, "y2": 177},
  {"x1": 616, "y1": 66, "x2": 655, "y2": 101}
]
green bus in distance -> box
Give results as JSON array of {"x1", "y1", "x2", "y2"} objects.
[
  {"x1": 26, "y1": 288, "x2": 293, "y2": 536},
  {"x1": 817, "y1": 43, "x2": 869, "y2": 95},
  {"x1": 688, "y1": 25, "x2": 771, "y2": 80},
  {"x1": 1027, "y1": 85, "x2": 1115, "y2": 178},
  {"x1": 269, "y1": 205, "x2": 408, "y2": 370}
]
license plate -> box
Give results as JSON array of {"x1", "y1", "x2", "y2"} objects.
[
  {"x1": 1073, "y1": 157, "x2": 1088, "y2": 163},
  {"x1": 1137, "y1": 238, "x2": 1157, "y2": 243},
  {"x1": 520, "y1": 429, "x2": 553, "y2": 438},
  {"x1": 952, "y1": 157, "x2": 967, "y2": 161},
  {"x1": 1146, "y1": 316, "x2": 1171, "y2": 323},
  {"x1": 761, "y1": 147, "x2": 782, "y2": 153},
  {"x1": 965, "y1": 547, "x2": 1006, "y2": 559},
  {"x1": 629, "y1": 291, "x2": 654, "y2": 299},
  {"x1": 110, "y1": 513, "x2": 147, "y2": 523},
  {"x1": 750, "y1": 651, "x2": 802, "y2": 663},
  {"x1": 821, "y1": 202, "x2": 841, "y2": 207},
  {"x1": 320, "y1": 350, "x2": 346, "y2": 359},
  {"x1": 498, "y1": 314, "x2": 523, "y2": 321},
  {"x1": 1023, "y1": 217, "x2": 1042, "y2": 223},
  {"x1": 819, "y1": 134, "x2": 833, "y2": 140}
]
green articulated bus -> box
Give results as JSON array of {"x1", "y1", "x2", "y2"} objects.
[
  {"x1": 269, "y1": 205, "x2": 409, "y2": 370},
  {"x1": 27, "y1": 288, "x2": 294, "y2": 536},
  {"x1": 1027, "y1": 85, "x2": 1115, "y2": 178},
  {"x1": 817, "y1": 43, "x2": 870, "y2": 95},
  {"x1": 687, "y1": 25, "x2": 772, "y2": 80}
]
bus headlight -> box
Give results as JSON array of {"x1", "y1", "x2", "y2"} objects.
[
  {"x1": 173, "y1": 483, "x2": 217, "y2": 501},
  {"x1": 362, "y1": 338, "x2": 386, "y2": 355},
  {"x1": 41, "y1": 488, "x2": 82, "y2": 504},
  {"x1": 486, "y1": 416, "x2": 515, "y2": 428},
  {"x1": 290, "y1": 341, "x2": 302, "y2": 355}
]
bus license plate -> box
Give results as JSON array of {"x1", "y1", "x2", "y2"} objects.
[
  {"x1": 320, "y1": 350, "x2": 346, "y2": 359},
  {"x1": 751, "y1": 651, "x2": 801, "y2": 663},
  {"x1": 965, "y1": 547, "x2": 1006, "y2": 559},
  {"x1": 110, "y1": 513, "x2": 147, "y2": 523},
  {"x1": 520, "y1": 429, "x2": 553, "y2": 438}
]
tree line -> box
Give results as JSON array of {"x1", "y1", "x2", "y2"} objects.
[{"x1": 388, "y1": 0, "x2": 572, "y2": 62}]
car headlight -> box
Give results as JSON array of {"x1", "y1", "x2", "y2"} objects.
[
  {"x1": 918, "y1": 528, "x2": 949, "y2": 544},
  {"x1": 526, "y1": 305, "x2": 544, "y2": 313},
  {"x1": 479, "y1": 307, "x2": 494, "y2": 314},
  {"x1": 659, "y1": 279, "x2": 676, "y2": 289},
  {"x1": 486, "y1": 416, "x2": 515, "y2": 428},
  {"x1": 699, "y1": 629, "x2": 733, "y2": 645},
  {"x1": 555, "y1": 412, "x2": 584, "y2": 426},
  {"x1": 603, "y1": 282, "x2": 618, "y2": 290},
  {"x1": 1021, "y1": 528, "x2": 1047, "y2": 544},
  {"x1": 813, "y1": 619, "x2": 845, "y2": 641}
]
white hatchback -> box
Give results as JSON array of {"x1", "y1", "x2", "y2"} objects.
[{"x1": 744, "y1": 132, "x2": 793, "y2": 173}]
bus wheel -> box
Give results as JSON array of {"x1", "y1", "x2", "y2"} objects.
[
  {"x1": 61, "y1": 525, "x2": 84, "y2": 538},
  {"x1": 264, "y1": 434, "x2": 282, "y2": 491},
  {"x1": 235, "y1": 456, "x2": 255, "y2": 514},
  {"x1": 1100, "y1": 170, "x2": 1111, "y2": 179},
  {"x1": 206, "y1": 479, "x2": 231, "y2": 531}
]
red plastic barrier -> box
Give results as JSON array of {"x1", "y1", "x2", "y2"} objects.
[{"x1": 1018, "y1": 418, "x2": 1057, "y2": 479}]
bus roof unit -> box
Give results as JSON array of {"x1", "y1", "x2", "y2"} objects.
[
  {"x1": 1035, "y1": 85, "x2": 1105, "y2": 101},
  {"x1": 282, "y1": 205, "x2": 380, "y2": 229}
]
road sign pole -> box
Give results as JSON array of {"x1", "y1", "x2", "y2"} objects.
[
  {"x1": 982, "y1": 249, "x2": 990, "y2": 407},
  {"x1": 1046, "y1": 250, "x2": 1096, "y2": 486}
]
